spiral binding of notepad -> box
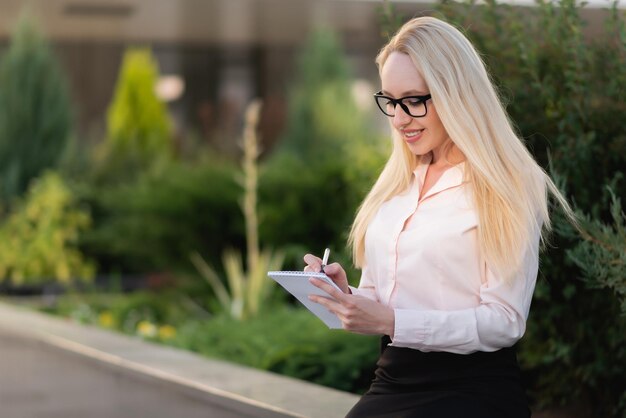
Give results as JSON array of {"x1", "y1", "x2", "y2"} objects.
[{"x1": 267, "y1": 271, "x2": 329, "y2": 277}]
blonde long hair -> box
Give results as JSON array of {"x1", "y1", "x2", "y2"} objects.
[{"x1": 348, "y1": 16, "x2": 576, "y2": 282}]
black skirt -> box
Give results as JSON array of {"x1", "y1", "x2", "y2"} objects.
[{"x1": 345, "y1": 336, "x2": 530, "y2": 418}]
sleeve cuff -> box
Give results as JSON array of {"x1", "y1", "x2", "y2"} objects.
[{"x1": 391, "y1": 309, "x2": 429, "y2": 348}]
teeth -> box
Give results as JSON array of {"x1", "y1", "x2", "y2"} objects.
[{"x1": 405, "y1": 129, "x2": 423, "y2": 138}]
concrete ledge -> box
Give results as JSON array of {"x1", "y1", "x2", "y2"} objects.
[{"x1": 0, "y1": 301, "x2": 359, "y2": 418}]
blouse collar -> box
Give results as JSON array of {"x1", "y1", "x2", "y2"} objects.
[{"x1": 412, "y1": 153, "x2": 467, "y2": 201}]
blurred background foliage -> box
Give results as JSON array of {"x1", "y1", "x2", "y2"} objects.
[
  {"x1": 260, "y1": 29, "x2": 388, "y2": 273},
  {"x1": 0, "y1": 14, "x2": 72, "y2": 206},
  {"x1": 0, "y1": 1, "x2": 624, "y2": 416},
  {"x1": 0, "y1": 171, "x2": 94, "y2": 285},
  {"x1": 79, "y1": 157, "x2": 242, "y2": 274},
  {"x1": 189, "y1": 100, "x2": 286, "y2": 322},
  {"x1": 95, "y1": 47, "x2": 174, "y2": 184},
  {"x1": 432, "y1": 1, "x2": 626, "y2": 414}
]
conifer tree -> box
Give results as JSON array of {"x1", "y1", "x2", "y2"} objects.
[
  {"x1": 278, "y1": 30, "x2": 361, "y2": 159},
  {"x1": 570, "y1": 189, "x2": 626, "y2": 314},
  {"x1": 0, "y1": 14, "x2": 72, "y2": 205},
  {"x1": 105, "y1": 47, "x2": 172, "y2": 160}
]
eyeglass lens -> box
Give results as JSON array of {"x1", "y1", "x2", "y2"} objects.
[{"x1": 375, "y1": 95, "x2": 429, "y2": 118}]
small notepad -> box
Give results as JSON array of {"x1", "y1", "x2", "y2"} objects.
[{"x1": 268, "y1": 271, "x2": 342, "y2": 329}]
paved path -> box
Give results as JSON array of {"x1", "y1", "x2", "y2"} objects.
[{"x1": 0, "y1": 330, "x2": 258, "y2": 418}]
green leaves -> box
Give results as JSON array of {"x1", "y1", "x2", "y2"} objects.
[
  {"x1": 0, "y1": 172, "x2": 94, "y2": 284},
  {"x1": 569, "y1": 187, "x2": 626, "y2": 312},
  {"x1": 0, "y1": 14, "x2": 72, "y2": 204},
  {"x1": 435, "y1": 2, "x2": 625, "y2": 414},
  {"x1": 106, "y1": 48, "x2": 172, "y2": 156},
  {"x1": 189, "y1": 100, "x2": 285, "y2": 321},
  {"x1": 190, "y1": 248, "x2": 285, "y2": 320},
  {"x1": 94, "y1": 47, "x2": 173, "y2": 184},
  {"x1": 278, "y1": 29, "x2": 378, "y2": 161},
  {"x1": 171, "y1": 307, "x2": 379, "y2": 393}
]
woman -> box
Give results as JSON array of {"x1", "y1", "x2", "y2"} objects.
[{"x1": 303, "y1": 16, "x2": 576, "y2": 418}]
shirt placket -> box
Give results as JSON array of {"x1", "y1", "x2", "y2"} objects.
[{"x1": 382, "y1": 180, "x2": 421, "y2": 305}]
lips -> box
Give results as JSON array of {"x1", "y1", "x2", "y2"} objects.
[{"x1": 403, "y1": 128, "x2": 425, "y2": 143}]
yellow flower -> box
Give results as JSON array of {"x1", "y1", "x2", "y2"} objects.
[
  {"x1": 158, "y1": 324, "x2": 177, "y2": 340},
  {"x1": 98, "y1": 311, "x2": 115, "y2": 328},
  {"x1": 136, "y1": 320, "x2": 157, "y2": 338}
]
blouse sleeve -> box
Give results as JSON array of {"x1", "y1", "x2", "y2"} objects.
[
  {"x1": 349, "y1": 263, "x2": 379, "y2": 301},
  {"x1": 391, "y1": 231, "x2": 540, "y2": 354}
]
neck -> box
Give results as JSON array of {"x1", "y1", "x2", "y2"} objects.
[{"x1": 431, "y1": 144, "x2": 465, "y2": 169}]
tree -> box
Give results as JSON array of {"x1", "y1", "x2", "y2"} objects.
[
  {"x1": 278, "y1": 29, "x2": 363, "y2": 159},
  {"x1": 0, "y1": 14, "x2": 73, "y2": 206},
  {"x1": 107, "y1": 47, "x2": 172, "y2": 154},
  {"x1": 260, "y1": 29, "x2": 388, "y2": 267},
  {"x1": 96, "y1": 47, "x2": 173, "y2": 182}
]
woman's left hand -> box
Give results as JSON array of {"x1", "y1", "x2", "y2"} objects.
[{"x1": 308, "y1": 277, "x2": 395, "y2": 337}]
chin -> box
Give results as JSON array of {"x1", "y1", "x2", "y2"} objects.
[{"x1": 406, "y1": 142, "x2": 429, "y2": 156}]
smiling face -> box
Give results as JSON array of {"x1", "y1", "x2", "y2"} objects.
[{"x1": 380, "y1": 52, "x2": 452, "y2": 164}]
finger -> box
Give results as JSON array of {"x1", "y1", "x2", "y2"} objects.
[
  {"x1": 303, "y1": 253, "x2": 323, "y2": 271},
  {"x1": 309, "y1": 277, "x2": 347, "y2": 301},
  {"x1": 309, "y1": 296, "x2": 352, "y2": 330},
  {"x1": 322, "y1": 262, "x2": 343, "y2": 275},
  {"x1": 308, "y1": 294, "x2": 344, "y2": 313}
]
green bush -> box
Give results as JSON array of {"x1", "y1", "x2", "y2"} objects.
[
  {"x1": 42, "y1": 290, "x2": 193, "y2": 339},
  {"x1": 569, "y1": 188, "x2": 626, "y2": 314},
  {"x1": 41, "y1": 291, "x2": 378, "y2": 393},
  {"x1": 73, "y1": 47, "x2": 183, "y2": 276},
  {"x1": 190, "y1": 101, "x2": 286, "y2": 320},
  {"x1": 0, "y1": 14, "x2": 73, "y2": 204},
  {"x1": 259, "y1": 154, "x2": 355, "y2": 263},
  {"x1": 260, "y1": 28, "x2": 387, "y2": 273},
  {"x1": 171, "y1": 307, "x2": 379, "y2": 393},
  {"x1": 433, "y1": 1, "x2": 625, "y2": 415},
  {"x1": 278, "y1": 30, "x2": 353, "y2": 159},
  {"x1": 0, "y1": 171, "x2": 95, "y2": 285},
  {"x1": 95, "y1": 47, "x2": 173, "y2": 183},
  {"x1": 79, "y1": 155, "x2": 242, "y2": 275}
]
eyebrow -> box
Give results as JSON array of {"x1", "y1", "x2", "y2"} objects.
[{"x1": 380, "y1": 89, "x2": 429, "y2": 97}]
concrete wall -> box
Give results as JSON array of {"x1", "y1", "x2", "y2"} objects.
[{"x1": 0, "y1": 301, "x2": 360, "y2": 418}]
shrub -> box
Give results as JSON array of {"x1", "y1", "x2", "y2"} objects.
[
  {"x1": 95, "y1": 47, "x2": 173, "y2": 183},
  {"x1": 260, "y1": 28, "x2": 387, "y2": 273},
  {"x1": 41, "y1": 292, "x2": 378, "y2": 393},
  {"x1": 278, "y1": 30, "x2": 353, "y2": 159},
  {"x1": 190, "y1": 101, "x2": 285, "y2": 320},
  {"x1": 171, "y1": 307, "x2": 379, "y2": 393},
  {"x1": 259, "y1": 154, "x2": 355, "y2": 264},
  {"x1": 368, "y1": 1, "x2": 624, "y2": 414},
  {"x1": 0, "y1": 14, "x2": 73, "y2": 205},
  {"x1": 569, "y1": 188, "x2": 626, "y2": 314},
  {"x1": 42, "y1": 290, "x2": 191, "y2": 340},
  {"x1": 433, "y1": 1, "x2": 626, "y2": 415},
  {"x1": 79, "y1": 155, "x2": 242, "y2": 275},
  {"x1": 0, "y1": 172, "x2": 95, "y2": 285}
]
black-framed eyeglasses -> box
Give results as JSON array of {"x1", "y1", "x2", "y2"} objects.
[{"x1": 373, "y1": 92, "x2": 432, "y2": 118}]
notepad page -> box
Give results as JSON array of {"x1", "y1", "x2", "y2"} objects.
[{"x1": 268, "y1": 271, "x2": 343, "y2": 329}]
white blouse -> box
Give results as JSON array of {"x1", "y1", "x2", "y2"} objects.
[{"x1": 351, "y1": 153, "x2": 540, "y2": 354}]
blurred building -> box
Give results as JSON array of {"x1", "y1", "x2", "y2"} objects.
[{"x1": 0, "y1": 0, "x2": 617, "y2": 155}]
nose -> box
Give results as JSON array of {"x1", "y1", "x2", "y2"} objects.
[{"x1": 391, "y1": 105, "x2": 412, "y2": 129}]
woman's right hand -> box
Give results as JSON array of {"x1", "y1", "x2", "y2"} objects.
[{"x1": 303, "y1": 253, "x2": 351, "y2": 294}]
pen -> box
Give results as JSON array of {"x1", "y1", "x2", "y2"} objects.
[{"x1": 321, "y1": 248, "x2": 330, "y2": 273}]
